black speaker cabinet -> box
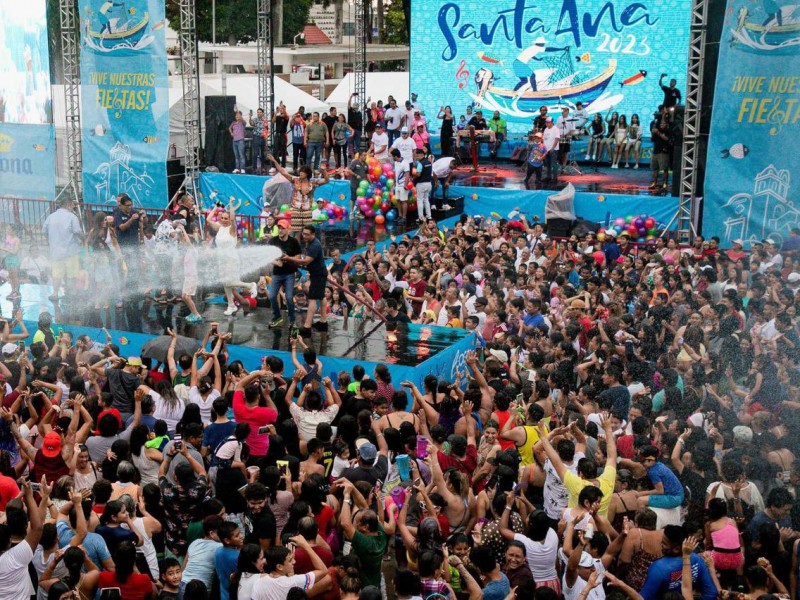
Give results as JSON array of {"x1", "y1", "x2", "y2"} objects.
[
  {"x1": 204, "y1": 96, "x2": 237, "y2": 172},
  {"x1": 546, "y1": 218, "x2": 573, "y2": 238}
]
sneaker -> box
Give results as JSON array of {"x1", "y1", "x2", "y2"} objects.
[
  {"x1": 584, "y1": 154, "x2": 590, "y2": 161},
  {"x1": 269, "y1": 316, "x2": 284, "y2": 329},
  {"x1": 633, "y1": 164, "x2": 639, "y2": 169},
  {"x1": 611, "y1": 164, "x2": 618, "y2": 169},
  {"x1": 232, "y1": 169, "x2": 239, "y2": 174},
  {"x1": 312, "y1": 321, "x2": 329, "y2": 332},
  {"x1": 648, "y1": 182, "x2": 658, "y2": 189},
  {"x1": 662, "y1": 183, "x2": 668, "y2": 190},
  {"x1": 186, "y1": 314, "x2": 203, "y2": 323},
  {"x1": 623, "y1": 163, "x2": 629, "y2": 168},
  {"x1": 298, "y1": 326, "x2": 312, "y2": 337},
  {"x1": 249, "y1": 282, "x2": 258, "y2": 298},
  {"x1": 224, "y1": 304, "x2": 238, "y2": 316},
  {"x1": 442, "y1": 204, "x2": 453, "y2": 210}
]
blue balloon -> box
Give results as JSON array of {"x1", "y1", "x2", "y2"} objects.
[
  {"x1": 379, "y1": 175, "x2": 388, "y2": 185},
  {"x1": 637, "y1": 237, "x2": 646, "y2": 243},
  {"x1": 385, "y1": 209, "x2": 397, "y2": 221}
]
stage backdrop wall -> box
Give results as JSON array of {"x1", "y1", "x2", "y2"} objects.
[
  {"x1": 410, "y1": 0, "x2": 692, "y2": 135},
  {"x1": 0, "y1": 0, "x2": 55, "y2": 199},
  {"x1": 78, "y1": 0, "x2": 169, "y2": 207},
  {"x1": 702, "y1": 0, "x2": 800, "y2": 248}
]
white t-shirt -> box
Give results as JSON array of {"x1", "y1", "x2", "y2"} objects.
[
  {"x1": 432, "y1": 157, "x2": 455, "y2": 178},
  {"x1": 371, "y1": 132, "x2": 389, "y2": 159},
  {"x1": 251, "y1": 572, "x2": 316, "y2": 600},
  {"x1": 189, "y1": 387, "x2": 222, "y2": 424},
  {"x1": 543, "y1": 452, "x2": 584, "y2": 520},
  {"x1": 0, "y1": 542, "x2": 35, "y2": 600},
  {"x1": 288, "y1": 403, "x2": 339, "y2": 441},
  {"x1": 394, "y1": 160, "x2": 411, "y2": 199},
  {"x1": 392, "y1": 137, "x2": 417, "y2": 163},
  {"x1": 514, "y1": 528, "x2": 559, "y2": 581},
  {"x1": 150, "y1": 391, "x2": 188, "y2": 432},
  {"x1": 384, "y1": 107, "x2": 403, "y2": 130}
]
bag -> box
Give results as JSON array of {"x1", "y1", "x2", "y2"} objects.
[{"x1": 210, "y1": 434, "x2": 237, "y2": 470}]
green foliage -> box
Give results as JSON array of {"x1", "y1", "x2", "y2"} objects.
[{"x1": 381, "y1": 0, "x2": 407, "y2": 45}]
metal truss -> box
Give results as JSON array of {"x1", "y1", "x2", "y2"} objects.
[
  {"x1": 257, "y1": 0, "x2": 274, "y2": 143},
  {"x1": 353, "y1": 0, "x2": 367, "y2": 148},
  {"x1": 179, "y1": 0, "x2": 202, "y2": 215},
  {"x1": 59, "y1": 0, "x2": 82, "y2": 200},
  {"x1": 676, "y1": 0, "x2": 708, "y2": 243}
]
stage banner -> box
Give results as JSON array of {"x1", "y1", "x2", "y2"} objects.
[
  {"x1": 410, "y1": 0, "x2": 692, "y2": 135},
  {"x1": 0, "y1": 0, "x2": 56, "y2": 199},
  {"x1": 78, "y1": 0, "x2": 169, "y2": 207},
  {"x1": 702, "y1": 0, "x2": 800, "y2": 247},
  {"x1": 199, "y1": 172, "x2": 352, "y2": 216}
]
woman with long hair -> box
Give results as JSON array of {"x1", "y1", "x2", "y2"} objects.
[
  {"x1": 373, "y1": 364, "x2": 395, "y2": 405},
  {"x1": 625, "y1": 113, "x2": 643, "y2": 168},
  {"x1": 268, "y1": 155, "x2": 330, "y2": 236},
  {"x1": 126, "y1": 427, "x2": 160, "y2": 489},
  {"x1": 598, "y1": 110, "x2": 619, "y2": 163},
  {"x1": 612, "y1": 115, "x2": 629, "y2": 168},
  {"x1": 260, "y1": 465, "x2": 296, "y2": 539},
  {"x1": 95, "y1": 499, "x2": 142, "y2": 557},
  {"x1": 39, "y1": 546, "x2": 100, "y2": 600},
  {"x1": 230, "y1": 544, "x2": 265, "y2": 600},
  {"x1": 97, "y1": 542, "x2": 156, "y2": 599},
  {"x1": 437, "y1": 105, "x2": 455, "y2": 157}
]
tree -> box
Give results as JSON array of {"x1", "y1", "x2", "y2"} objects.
[
  {"x1": 165, "y1": 0, "x2": 311, "y2": 45},
  {"x1": 319, "y1": 0, "x2": 344, "y2": 45},
  {"x1": 381, "y1": 0, "x2": 407, "y2": 45}
]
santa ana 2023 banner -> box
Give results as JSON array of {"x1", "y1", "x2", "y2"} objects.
[
  {"x1": 702, "y1": 0, "x2": 800, "y2": 248},
  {"x1": 410, "y1": 0, "x2": 693, "y2": 135},
  {"x1": 78, "y1": 0, "x2": 169, "y2": 206}
]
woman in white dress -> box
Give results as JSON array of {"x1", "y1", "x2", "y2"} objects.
[
  {"x1": 612, "y1": 115, "x2": 629, "y2": 168},
  {"x1": 625, "y1": 114, "x2": 643, "y2": 168},
  {"x1": 206, "y1": 201, "x2": 259, "y2": 316}
]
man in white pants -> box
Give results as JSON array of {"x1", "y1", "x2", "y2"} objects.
[
  {"x1": 412, "y1": 148, "x2": 433, "y2": 222},
  {"x1": 391, "y1": 149, "x2": 410, "y2": 224}
]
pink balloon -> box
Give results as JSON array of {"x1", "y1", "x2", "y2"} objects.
[{"x1": 592, "y1": 250, "x2": 605, "y2": 265}]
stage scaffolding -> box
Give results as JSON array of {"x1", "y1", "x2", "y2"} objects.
[
  {"x1": 353, "y1": 0, "x2": 368, "y2": 148},
  {"x1": 675, "y1": 0, "x2": 708, "y2": 243},
  {"x1": 59, "y1": 0, "x2": 82, "y2": 200},
  {"x1": 257, "y1": 0, "x2": 274, "y2": 143},
  {"x1": 179, "y1": 0, "x2": 202, "y2": 209}
]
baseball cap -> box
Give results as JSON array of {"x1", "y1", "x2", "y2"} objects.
[
  {"x1": 375, "y1": 123, "x2": 384, "y2": 128},
  {"x1": 732, "y1": 239, "x2": 744, "y2": 246},
  {"x1": 1, "y1": 343, "x2": 16, "y2": 356},
  {"x1": 578, "y1": 552, "x2": 595, "y2": 568},
  {"x1": 733, "y1": 425, "x2": 753, "y2": 444},
  {"x1": 788, "y1": 273, "x2": 800, "y2": 283},
  {"x1": 533, "y1": 132, "x2": 543, "y2": 138},
  {"x1": 487, "y1": 348, "x2": 508, "y2": 363},
  {"x1": 277, "y1": 219, "x2": 291, "y2": 229},
  {"x1": 126, "y1": 356, "x2": 143, "y2": 368},
  {"x1": 545, "y1": 117, "x2": 553, "y2": 122},
  {"x1": 401, "y1": 127, "x2": 409, "y2": 134},
  {"x1": 42, "y1": 431, "x2": 62, "y2": 458},
  {"x1": 358, "y1": 442, "x2": 378, "y2": 462}
]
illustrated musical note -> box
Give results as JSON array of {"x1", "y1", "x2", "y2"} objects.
[{"x1": 455, "y1": 60, "x2": 470, "y2": 89}]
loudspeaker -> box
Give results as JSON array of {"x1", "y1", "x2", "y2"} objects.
[
  {"x1": 571, "y1": 219, "x2": 600, "y2": 237},
  {"x1": 205, "y1": 96, "x2": 237, "y2": 172},
  {"x1": 166, "y1": 159, "x2": 184, "y2": 200}
]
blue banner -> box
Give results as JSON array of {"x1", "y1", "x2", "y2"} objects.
[
  {"x1": 0, "y1": 0, "x2": 55, "y2": 199},
  {"x1": 0, "y1": 123, "x2": 55, "y2": 199},
  {"x1": 702, "y1": 0, "x2": 800, "y2": 248},
  {"x1": 199, "y1": 172, "x2": 352, "y2": 216},
  {"x1": 410, "y1": 0, "x2": 692, "y2": 135},
  {"x1": 78, "y1": 0, "x2": 169, "y2": 207}
]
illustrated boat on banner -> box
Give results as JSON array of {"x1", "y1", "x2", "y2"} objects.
[
  {"x1": 86, "y1": 12, "x2": 150, "y2": 47},
  {"x1": 480, "y1": 50, "x2": 618, "y2": 112},
  {"x1": 744, "y1": 5, "x2": 800, "y2": 34}
]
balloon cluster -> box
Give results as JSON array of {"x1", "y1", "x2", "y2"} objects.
[
  {"x1": 205, "y1": 205, "x2": 255, "y2": 243},
  {"x1": 274, "y1": 199, "x2": 350, "y2": 225},
  {"x1": 597, "y1": 214, "x2": 659, "y2": 244},
  {"x1": 354, "y1": 158, "x2": 416, "y2": 224}
]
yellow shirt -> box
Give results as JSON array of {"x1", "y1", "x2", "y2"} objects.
[
  {"x1": 563, "y1": 466, "x2": 617, "y2": 517},
  {"x1": 518, "y1": 424, "x2": 548, "y2": 466}
]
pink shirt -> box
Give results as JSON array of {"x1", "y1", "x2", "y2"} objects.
[{"x1": 232, "y1": 390, "x2": 277, "y2": 456}]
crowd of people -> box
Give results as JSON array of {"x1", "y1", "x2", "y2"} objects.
[{"x1": 5, "y1": 179, "x2": 800, "y2": 600}]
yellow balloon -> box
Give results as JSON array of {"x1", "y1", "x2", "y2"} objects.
[{"x1": 597, "y1": 232, "x2": 606, "y2": 242}]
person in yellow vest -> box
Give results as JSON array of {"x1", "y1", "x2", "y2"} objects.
[
  {"x1": 499, "y1": 402, "x2": 549, "y2": 467},
  {"x1": 536, "y1": 415, "x2": 618, "y2": 517}
]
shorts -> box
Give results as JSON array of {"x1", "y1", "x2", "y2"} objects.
[
  {"x1": 307, "y1": 274, "x2": 327, "y2": 300},
  {"x1": 395, "y1": 187, "x2": 409, "y2": 202},
  {"x1": 648, "y1": 493, "x2": 683, "y2": 509},
  {"x1": 4, "y1": 254, "x2": 20, "y2": 270},
  {"x1": 651, "y1": 152, "x2": 670, "y2": 171},
  {"x1": 51, "y1": 255, "x2": 81, "y2": 279},
  {"x1": 182, "y1": 277, "x2": 198, "y2": 297}
]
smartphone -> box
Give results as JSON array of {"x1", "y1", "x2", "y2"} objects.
[
  {"x1": 18, "y1": 341, "x2": 24, "y2": 351},
  {"x1": 99, "y1": 589, "x2": 122, "y2": 600},
  {"x1": 276, "y1": 460, "x2": 289, "y2": 477},
  {"x1": 173, "y1": 435, "x2": 182, "y2": 451},
  {"x1": 210, "y1": 322, "x2": 219, "y2": 335},
  {"x1": 31, "y1": 482, "x2": 41, "y2": 492},
  {"x1": 258, "y1": 425, "x2": 271, "y2": 435}
]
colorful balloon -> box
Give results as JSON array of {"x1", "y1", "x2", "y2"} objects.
[
  {"x1": 375, "y1": 214, "x2": 386, "y2": 225},
  {"x1": 592, "y1": 250, "x2": 605, "y2": 265}
]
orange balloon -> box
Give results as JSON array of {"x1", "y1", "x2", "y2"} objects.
[{"x1": 375, "y1": 214, "x2": 386, "y2": 225}]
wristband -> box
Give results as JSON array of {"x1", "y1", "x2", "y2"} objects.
[{"x1": 504, "y1": 505, "x2": 513, "y2": 511}]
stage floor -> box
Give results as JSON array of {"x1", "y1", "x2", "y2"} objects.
[
  {"x1": 450, "y1": 161, "x2": 670, "y2": 196},
  {"x1": 7, "y1": 283, "x2": 468, "y2": 366}
]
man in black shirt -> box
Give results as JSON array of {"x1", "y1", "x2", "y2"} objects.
[
  {"x1": 533, "y1": 106, "x2": 549, "y2": 132},
  {"x1": 659, "y1": 74, "x2": 682, "y2": 108},
  {"x1": 267, "y1": 219, "x2": 301, "y2": 328},
  {"x1": 649, "y1": 115, "x2": 672, "y2": 190},
  {"x1": 321, "y1": 107, "x2": 338, "y2": 167},
  {"x1": 467, "y1": 110, "x2": 487, "y2": 130},
  {"x1": 272, "y1": 104, "x2": 289, "y2": 167},
  {"x1": 284, "y1": 225, "x2": 329, "y2": 336},
  {"x1": 340, "y1": 441, "x2": 389, "y2": 486},
  {"x1": 243, "y1": 483, "x2": 277, "y2": 549},
  {"x1": 385, "y1": 298, "x2": 411, "y2": 323},
  {"x1": 347, "y1": 93, "x2": 364, "y2": 155}
]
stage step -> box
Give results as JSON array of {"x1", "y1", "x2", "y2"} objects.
[{"x1": 432, "y1": 194, "x2": 464, "y2": 220}]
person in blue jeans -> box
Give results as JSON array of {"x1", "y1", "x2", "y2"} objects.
[
  {"x1": 266, "y1": 219, "x2": 301, "y2": 328},
  {"x1": 229, "y1": 111, "x2": 246, "y2": 173},
  {"x1": 249, "y1": 108, "x2": 268, "y2": 174},
  {"x1": 638, "y1": 445, "x2": 684, "y2": 508},
  {"x1": 305, "y1": 112, "x2": 328, "y2": 171}
]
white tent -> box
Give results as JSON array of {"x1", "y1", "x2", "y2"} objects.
[{"x1": 325, "y1": 72, "x2": 410, "y2": 113}]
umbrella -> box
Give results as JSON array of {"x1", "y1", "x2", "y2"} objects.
[{"x1": 141, "y1": 335, "x2": 200, "y2": 364}]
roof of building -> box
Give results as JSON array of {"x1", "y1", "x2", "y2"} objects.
[{"x1": 303, "y1": 24, "x2": 332, "y2": 45}]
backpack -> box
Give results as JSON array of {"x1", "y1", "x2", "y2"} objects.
[{"x1": 210, "y1": 434, "x2": 238, "y2": 469}]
